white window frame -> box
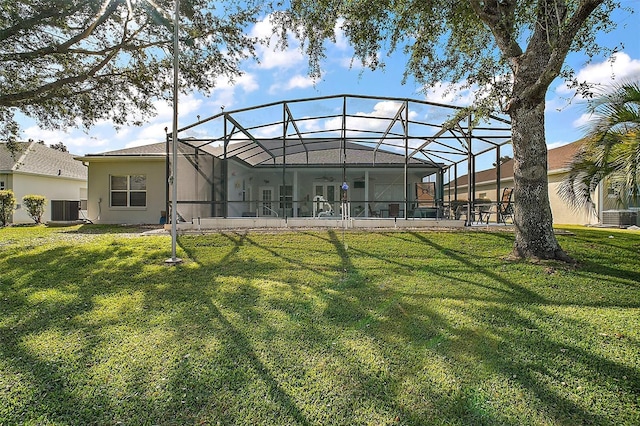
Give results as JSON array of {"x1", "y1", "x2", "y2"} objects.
[{"x1": 110, "y1": 175, "x2": 147, "y2": 208}]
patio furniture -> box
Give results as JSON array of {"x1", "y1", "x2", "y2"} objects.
[
  {"x1": 483, "y1": 188, "x2": 514, "y2": 224},
  {"x1": 453, "y1": 201, "x2": 487, "y2": 225},
  {"x1": 368, "y1": 204, "x2": 379, "y2": 217},
  {"x1": 413, "y1": 207, "x2": 440, "y2": 218},
  {"x1": 313, "y1": 195, "x2": 334, "y2": 217}
]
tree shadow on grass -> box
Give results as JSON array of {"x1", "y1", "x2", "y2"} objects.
[
  {"x1": 2, "y1": 229, "x2": 638, "y2": 425},
  {"x1": 0, "y1": 238, "x2": 315, "y2": 425}
]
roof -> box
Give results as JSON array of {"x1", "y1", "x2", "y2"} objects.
[
  {"x1": 0, "y1": 141, "x2": 87, "y2": 180},
  {"x1": 450, "y1": 140, "x2": 584, "y2": 186},
  {"x1": 202, "y1": 139, "x2": 436, "y2": 167},
  {"x1": 78, "y1": 142, "x2": 167, "y2": 158},
  {"x1": 81, "y1": 139, "x2": 439, "y2": 168}
]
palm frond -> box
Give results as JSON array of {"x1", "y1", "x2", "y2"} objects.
[{"x1": 560, "y1": 80, "x2": 640, "y2": 210}]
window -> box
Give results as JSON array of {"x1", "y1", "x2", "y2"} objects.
[
  {"x1": 110, "y1": 175, "x2": 146, "y2": 207},
  {"x1": 607, "y1": 183, "x2": 620, "y2": 198},
  {"x1": 279, "y1": 185, "x2": 293, "y2": 209},
  {"x1": 0, "y1": 181, "x2": 4, "y2": 190}
]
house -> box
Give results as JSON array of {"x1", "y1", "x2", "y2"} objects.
[
  {"x1": 76, "y1": 95, "x2": 513, "y2": 228},
  {"x1": 74, "y1": 142, "x2": 168, "y2": 225},
  {"x1": 0, "y1": 141, "x2": 88, "y2": 224},
  {"x1": 445, "y1": 140, "x2": 602, "y2": 225},
  {"x1": 75, "y1": 140, "x2": 448, "y2": 225}
]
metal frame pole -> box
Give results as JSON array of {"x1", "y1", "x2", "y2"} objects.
[{"x1": 166, "y1": 0, "x2": 182, "y2": 264}]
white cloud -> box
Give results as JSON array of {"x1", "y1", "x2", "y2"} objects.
[
  {"x1": 556, "y1": 52, "x2": 640, "y2": 97},
  {"x1": 22, "y1": 126, "x2": 109, "y2": 153},
  {"x1": 253, "y1": 124, "x2": 283, "y2": 138},
  {"x1": 571, "y1": 112, "x2": 593, "y2": 129},
  {"x1": 206, "y1": 73, "x2": 260, "y2": 111},
  {"x1": 317, "y1": 101, "x2": 419, "y2": 135},
  {"x1": 258, "y1": 45, "x2": 306, "y2": 70},
  {"x1": 334, "y1": 20, "x2": 349, "y2": 51},
  {"x1": 249, "y1": 15, "x2": 306, "y2": 71},
  {"x1": 269, "y1": 74, "x2": 316, "y2": 94},
  {"x1": 157, "y1": 93, "x2": 202, "y2": 121},
  {"x1": 423, "y1": 82, "x2": 477, "y2": 106}
]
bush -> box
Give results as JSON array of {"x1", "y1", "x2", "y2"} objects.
[
  {"x1": 22, "y1": 194, "x2": 47, "y2": 224},
  {"x1": 0, "y1": 189, "x2": 17, "y2": 226}
]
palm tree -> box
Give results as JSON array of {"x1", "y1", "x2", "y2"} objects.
[{"x1": 559, "y1": 81, "x2": 640, "y2": 211}]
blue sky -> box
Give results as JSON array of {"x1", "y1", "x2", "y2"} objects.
[{"x1": 18, "y1": 4, "x2": 640, "y2": 165}]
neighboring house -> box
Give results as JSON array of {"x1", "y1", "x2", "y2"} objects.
[
  {"x1": 0, "y1": 141, "x2": 88, "y2": 224},
  {"x1": 445, "y1": 140, "x2": 602, "y2": 225}
]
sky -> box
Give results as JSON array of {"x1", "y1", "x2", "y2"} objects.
[{"x1": 17, "y1": 3, "x2": 640, "y2": 168}]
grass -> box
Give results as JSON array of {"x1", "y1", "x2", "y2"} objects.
[{"x1": 0, "y1": 224, "x2": 639, "y2": 425}]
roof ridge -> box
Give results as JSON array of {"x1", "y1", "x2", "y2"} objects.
[{"x1": 12, "y1": 141, "x2": 35, "y2": 171}]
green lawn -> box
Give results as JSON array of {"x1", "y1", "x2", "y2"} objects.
[{"x1": 0, "y1": 225, "x2": 638, "y2": 425}]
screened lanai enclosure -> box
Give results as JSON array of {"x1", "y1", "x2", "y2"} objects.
[{"x1": 166, "y1": 94, "x2": 512, "y2": 227}]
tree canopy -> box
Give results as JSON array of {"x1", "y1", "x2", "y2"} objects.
[
  {"x1": 273, "y1": 0, "x2": 622, "y2": 110},
  {"x1": 1, "y1": 0, "x2": 268, "y2": 140}
]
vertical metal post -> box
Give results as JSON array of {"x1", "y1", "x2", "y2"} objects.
[
  {"x1": 282, "y1": 103, "x2": 287, "y2": 219},
  {"x1": 165, "y1": 131, "x2": 170, "y2": 225},
  {"x1": 342, "y1": 96, "x2": 347, "y2": 195},
  {"x1": 495, "y1": 144, "x2": 501, "y2": 224},
  {"x1": 404, "y1": 100, "x2": 409, "y2": 219},
  {"x1": 466, "y1": 115, "x2": 473, "y2": 226},
  {"x1": 166, "y1": 0, "x2": 182, "y2": 264},
  {"x1": 454, "y1": 163, "x2": 458, "y2": 201}
]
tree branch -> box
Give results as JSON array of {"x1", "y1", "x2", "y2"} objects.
[
  {"x1": 516, "y1": 0, "x2": 605, "y2": 106},
  {"x1": 469, "y1": 0, "x2": 523, "y2": 70},
  {"x1": 0, "y1": 3, "x2": 82, "y2": 42},
  {"x1": 0, "y1": 42, "x2": 123, "y2": 106},
  {"x1": 5, "y1": 0, "x2": 121, "y2": 61}
]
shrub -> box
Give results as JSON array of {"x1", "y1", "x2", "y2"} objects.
[
  {"x1": 22, "y1": 194, "x2": 47, "y2": 224},
  {"x1": 0, "y1": 189, "x2": 17, "y2": 226}
]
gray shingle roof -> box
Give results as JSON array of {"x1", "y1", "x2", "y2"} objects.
[
  {"x1": 1, "y1": 142, "x2": 87, "y2": 180},
  {"x1": 81, "y1": 142, "x2": 167, "y2": 157},
  {"x1": 82, "y1": 140, "x2": 438, "y2": 168},
  {"x1": 201, "y1": 140, "x2": 438, "y2": 167}
]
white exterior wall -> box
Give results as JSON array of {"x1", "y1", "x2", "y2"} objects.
[
  {"x1": 10, "y1": 173, "x2": 86, "y2": 223},
  {"x1": 87, "y1": 158, "x2": 166, "y2": 224}
]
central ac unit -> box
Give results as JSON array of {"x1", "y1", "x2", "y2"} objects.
[
  {"x1": 602, "y1": 210, "x2": 637, "y2": 227},
  {"x1": 51, "y1": 200, "x2": 80, "y2": 221}
]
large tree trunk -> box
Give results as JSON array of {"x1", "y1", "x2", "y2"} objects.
[{"x1": 510, "y1": 99, "x2": 572, "y2": 261}]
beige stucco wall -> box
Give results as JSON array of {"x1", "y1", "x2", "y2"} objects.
[
  {"x1": 86, "y1": 158, "x2": 166, "y2": 224},
  {"x1": 548, "y1": 172, "x2": 599, "y2": 225},
  {"x1": 447, "y1": 173, "x2": 600, "y2": 226},
  {"x1": 10, "y1": 173, "x2": 86, "y2": 223}
]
